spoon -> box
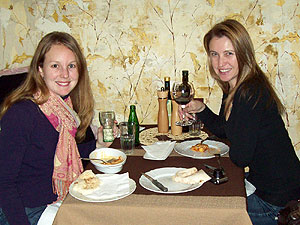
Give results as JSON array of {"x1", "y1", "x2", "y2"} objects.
[{"x1": 80, "y1": 157, "x2": 115, "y2": 164}]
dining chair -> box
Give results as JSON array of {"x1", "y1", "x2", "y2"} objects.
[{"x1": 0, "y1": 72, "x2": 27, "y2": 106}]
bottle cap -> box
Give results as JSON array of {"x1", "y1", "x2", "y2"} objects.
[
  {"x1": 182, "y1": 70, "x2": 189, "y2": 76},
  {"x1": 164, "y1": 76, "x2": 170, "y2": 81}
]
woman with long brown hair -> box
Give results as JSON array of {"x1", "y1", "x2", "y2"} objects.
[
  {"x1": 0, "y1": 32, "x2": 115, "y2": 225},
  {"x1": 182, "y1": 19, "x2": 300, "y2": 224}
]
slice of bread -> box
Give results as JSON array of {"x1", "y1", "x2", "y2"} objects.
[
  {"x1": 73, "y1": 170, "x2": 100, "y2": 195},
  {"x1": 172, "y1": 168, "x2": 211, "y2": 184},
  {"x1": 174, "y1": 167, "x2": 197, "y2": 178}
]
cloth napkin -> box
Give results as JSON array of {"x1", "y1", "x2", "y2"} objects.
[
  {"x1": 85, "y1": 173, "x2": 130, "y2": 200},
  {"x1": 245, "y1": 178, "x2": 256, "y2": 196},
  {"x1": 37, "y1": 201, "x2": 62, "y2": 225},
  {"x1": 142, "y1": 141, "x2": 176, "y2": 160}
]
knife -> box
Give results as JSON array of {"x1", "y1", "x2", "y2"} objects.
[{"x1": 141, "y1": 173, "x2": 168, "y2": 192}]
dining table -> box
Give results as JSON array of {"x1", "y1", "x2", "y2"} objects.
[{"x1": 53, "y1": 125, "x2": 252, "y2": 225}]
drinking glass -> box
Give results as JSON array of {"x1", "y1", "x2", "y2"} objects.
[
  {"x1": 119, "y1": 122, "x2": 135, "y2": 155},
  {"x1": 189, "y1": 114, "x2": 204, "y2": 136},
  {"x1": 99, "y1": 111, "x2": 115, "y2": 142},
  {"x1": 172, "y1": 81, "x2": 195, "y2": 126}
]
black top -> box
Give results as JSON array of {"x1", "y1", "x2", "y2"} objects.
[{"x1": 197, "y1": 82, "x2": 300, "y2": 207}]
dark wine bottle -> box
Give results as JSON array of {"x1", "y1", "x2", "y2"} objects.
[
  {"x1": 164, "y1": 76, "x2": 172, "y2": 126},
  {"x1": 164, "y1": 76, "x2": 171, "y2": 100},
  {"x1": 181, "y1": 70, "x2": 192, "y2": 132},
  {"x1": 182, "y1": 70, "x2": 189, "y2": 82},
  {"x1": 175, "y1": 70, "x2": 193, "y2": 105},
  {"x1": 128, "y1": 105, "x2": 140, "y2": 146},
  {"x1": 181, "y1": 70, "x2": 191, "y2": 96}
]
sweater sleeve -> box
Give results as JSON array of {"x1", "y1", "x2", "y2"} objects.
[
  {"x1": 77, "y1": 125, "x2": 96, "y2": 158},
  {"x1": 226, "y1": 89, "x2": 265, "y2": 168},
  {"x1": 0, "y1": 103, "x2": 33, "y2": 225},
  {"x1": 196, "y1": 97, "x2": 227, "y2": 139}
]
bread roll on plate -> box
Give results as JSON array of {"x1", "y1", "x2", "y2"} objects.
[
  {"x1": 174, "y1": 167, "x2": 197, "y2": 178},
  {"x1": 73, "y1": 170, "x2": 101, "y2": 195},
  {"x1": 172, "y1": 168, "x2": 211, "y2": 184}
]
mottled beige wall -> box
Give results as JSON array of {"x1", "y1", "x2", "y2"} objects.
[{"x1": 1, "y1": 0, "x2": 300, "y2": 157}]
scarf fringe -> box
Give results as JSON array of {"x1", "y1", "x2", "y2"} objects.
[{"x1": 53, "y1": 178, "x2": 72, "y2": 201}]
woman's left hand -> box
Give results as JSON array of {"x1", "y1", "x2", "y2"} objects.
[{"x1": 96, "y1": 120, "x2": 119, "y2": 148}]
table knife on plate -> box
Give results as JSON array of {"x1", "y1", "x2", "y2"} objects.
[{"x1": 141, "y1": 173, "x2": 168, "y2": 192}]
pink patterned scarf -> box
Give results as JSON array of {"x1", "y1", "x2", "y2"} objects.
[{"x1": 35, "y1": 92, "x2": 83, "y2": 200}]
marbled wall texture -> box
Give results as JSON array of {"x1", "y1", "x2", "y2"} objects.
[{"x1": 0, "y1": 0, "x2": 299, "y2": 157}]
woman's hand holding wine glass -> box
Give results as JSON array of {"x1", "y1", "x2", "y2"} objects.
[
  {"x1": 171, "y1": 81, "x2": 195, "y2": 126},
  {"x1": 178, "y1": 100, "x2": 206, "y2": 121}
]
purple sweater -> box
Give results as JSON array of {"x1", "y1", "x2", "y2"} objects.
[{"x1": 0, "y1": 100, "x2": 96, "y2": 225}]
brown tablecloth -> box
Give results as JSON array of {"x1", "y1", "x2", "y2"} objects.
[
  {"x1": 53, "y1": 156, "x2": 252, "y2": 225},
  {"x1": 87, "y1": 156, "x2": 246, "y2": 197}
]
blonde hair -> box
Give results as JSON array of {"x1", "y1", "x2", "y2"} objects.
[
  {"x1": 203, "y1": 19, "x2": 284, "y2": 115},
  {"x1": 0, "y1": 32, "x2": 94, "y2": 142}
]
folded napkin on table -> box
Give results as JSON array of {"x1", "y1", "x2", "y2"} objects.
[
  {"x1": 85, "y1": 172, "x2": 130, "y2": 199},
  {"x1": 142, "y1": 141, "x2": 176, "y2": 160}
]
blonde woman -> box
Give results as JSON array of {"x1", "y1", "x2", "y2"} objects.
[
  {"x1": 182, "y1": 19, "x2": 300, "y2": 225},
  {"x1": 0, "y1": 32, "x2": 115, "y2": 225}
]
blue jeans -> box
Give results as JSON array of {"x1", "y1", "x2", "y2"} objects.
[
  {"x1": 247, "y1": 193, "x2": 283, "y2": 225},
  {"x1": 0, "y1": 205, "x2": 46, "y2": 225}
]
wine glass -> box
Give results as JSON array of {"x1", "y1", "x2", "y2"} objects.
[{"x1": 172, "y1": 81, "x2": 195, "y2": 126}]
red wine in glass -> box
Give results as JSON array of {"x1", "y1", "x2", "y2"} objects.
[{"x1": 172, "y1": 72, "x2": 195, "y2": 126}]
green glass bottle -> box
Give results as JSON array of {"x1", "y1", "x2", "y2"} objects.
[{"x1": 128, "y1": 105, "x2": 140, "y2": 146}]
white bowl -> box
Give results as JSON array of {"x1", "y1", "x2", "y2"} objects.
[{"x1": 89, "y1": 148, "x2": 127, "y2": 174}]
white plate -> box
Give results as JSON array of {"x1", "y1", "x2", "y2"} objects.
[
  {"x1": 174, "y1": 140, "x2": 229, "y2": 159},
  {"x1": 139, "y1": 167, "x2": 203, "y2": 194},
  {"x1": 69, "y1": 176, "x2": 136, "y2": 202}
]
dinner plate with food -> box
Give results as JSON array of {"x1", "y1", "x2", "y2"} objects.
[
  {"x1": 139, "y1": 167, "x2": 211, "y2": 194},
  {"x1": 174, "y1": 140, "x2": 229, "y2": 159},
  {"x1": 69, "y1": 170, "x2": 136, "y2": 202}
]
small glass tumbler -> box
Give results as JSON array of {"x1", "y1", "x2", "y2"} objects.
[
  {"x1": 99, "y1": 111, "x2": 115, "y2": 142},
  {"x1": 119, "y1": 121, "x2": 135, "y2": 155},
  {"x1": 189, "y1": 115, "x2": 203, "y2": 136}
]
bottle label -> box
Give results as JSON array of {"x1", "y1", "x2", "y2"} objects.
[
  {"x1": 167, "y1": 100, "x2": 172, "y2": 126},
  {"x1": 103, "y1": 128, "x2": 114, "y2": 142}
]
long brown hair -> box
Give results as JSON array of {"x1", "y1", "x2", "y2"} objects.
[
  {"x1": 0, "y1": 32, "x2": 94, "y2": 142},
  {"x1": 203, "y1": 19, "x2": 284, "y2": 115}
]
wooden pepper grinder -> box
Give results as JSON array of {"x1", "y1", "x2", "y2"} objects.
[
  {"x1": 157, "y1": 88, "x2": 169, "y2": 133},
  {"x1": 171, "y1": 100, "x2": 182, "y2": 135}
]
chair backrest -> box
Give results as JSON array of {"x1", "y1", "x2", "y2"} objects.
[{"x1": 0, "y1": 72, "x2": 27, "y2": 106}]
